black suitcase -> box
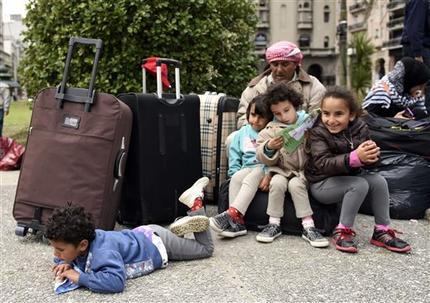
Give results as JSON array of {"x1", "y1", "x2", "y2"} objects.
[
  {"x1": 13, "y1": 37, "x2": 132, "y2": 236},
  {"x1": 118, "y1": 58, "x2": 202, "y2": 226},
  {"x1": 218, "y1": 179, "x2": 340, "y2": 236}
]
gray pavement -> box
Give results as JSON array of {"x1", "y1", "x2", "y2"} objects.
[{"x1": 1, "y1": 170, "x2": 429, "y2": 303}]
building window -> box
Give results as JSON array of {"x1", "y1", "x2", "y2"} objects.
[
  {"x1": 324, "y1": 5, "x2": 330, "y2": 23},
  {"x1": 299, "y1": 35, "x2": 311, "y2": 48},
  {"x1": 324, "y1": 36, "x2": 329, "y2": 48},
  {"x1": 259, "y1": 0, "x2": 266, "y2": 7},
  {"x1": 304, "y1": 2, "x2": 310, "y2": 9},
  {"x1": 260, "y1": 10, "x2": 268, "y2": 23},
  {"x1": 280, "y1": 4, "x2": 287, "y2": 27},
  {"x1": 308, "y1": 64, "x2": 323, "y2": 82},
  {"x1": 255, "y1": 33, "x2": 268, "y2": 47}
]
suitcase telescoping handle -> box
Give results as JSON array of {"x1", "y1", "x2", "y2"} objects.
[
  {"x1": 56, "y1": 37, "x2": 103, "y2": 112},
  {"x1": 142, "y1": 58, "x2": 181, "y2": 100}
]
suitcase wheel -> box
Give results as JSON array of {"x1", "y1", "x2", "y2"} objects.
[{"x1": 15, "y1": 225, "x2": 28, "y2": 237}]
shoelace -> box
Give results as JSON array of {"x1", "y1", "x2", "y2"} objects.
[
  {"x1": 306, "y1": 227, "x2": 324, "y2": 239},
  {"x1": 335, "y1": 228, "x2": 356, "y2": 240},
  {"x1": 258, "y1": 224, "x2": 279, "y2": 235},
  {"x1": 218, "y1": 213, "x2": 231, "y2": 227},
  {"x1": 377, "y1": 228, "x2": 403, "y2": 241}
]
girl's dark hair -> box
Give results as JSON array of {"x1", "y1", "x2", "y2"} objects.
[
  {"x1": 321, "y1": 86, "x2": 362, "y2": 115},
  {"x1": 246, "y1": 94, "x2": 274, "y2": 122},
  {"x1": 45, "y1": 206, "x2": 96, "y2": 246},
  {"x1": 265, "y1": 82, "x2": 303, "y2": 109}
]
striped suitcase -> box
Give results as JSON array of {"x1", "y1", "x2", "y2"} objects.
[{"x1": 199, "y1": 92, "x2": 238, "y2": 203}]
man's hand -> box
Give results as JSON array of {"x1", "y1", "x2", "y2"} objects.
[
  {"x1": 267, "y1": 136, "x2": 283, "y2": 150},
  {"x1": 59, "y1": 268, "x2": 80, "y2": 284},
  {"x1": 356, "y1": 140, "x2": 380, "y2": 165},
  {"x1": 259, "y1": 175, "x2": 272, "y2": 192},
  {"x1": 52, "y1": 263, "x2": 71, "y2": 278}
]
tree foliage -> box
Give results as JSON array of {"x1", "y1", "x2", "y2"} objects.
[
  {"x1": 19, "y1": 0, "x2": 258, "y2": 97},
  {"x1": 349, "y1": 32, "x2": 375, "y2": 102}
]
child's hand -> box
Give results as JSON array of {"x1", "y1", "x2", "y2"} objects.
[
  {"x1": 52, "y1": 263, "x2": 72, "y2": 279},
  {"x1": 356, "y1": 140, "x2": 380, "y2": 164},
  {"x1": 59, "y1": 268, "x2": 80, "y2": 284},
  {"x1": 259, "y1": 175, "x2": 272, "y2": 192},
  {"x1": 394, "y1": 110, "x2": 411, "y2": 119},
  {"x1": 267, "y1": 136, "x2": 284, "y2": 150}
]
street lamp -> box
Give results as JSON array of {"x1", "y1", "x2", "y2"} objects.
[{"x1": 337, "y1": 20, "x2": 348, "y2": 86}]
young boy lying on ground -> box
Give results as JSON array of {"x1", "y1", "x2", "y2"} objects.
[{"x1": 45, "y1": 177, "x2": 213, "y2": 294}]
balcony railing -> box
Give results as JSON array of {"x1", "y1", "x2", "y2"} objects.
[
  {"x1": 257, "y1": 21, "x2": 269, "y2": 29},
  {"x1": 382, "y1": 36, "x2": 402, "y2": 49},
  {"x1": 300, "y1": 47, "x2": 336, "y2": 57},
  {"x1": 348, "y1": 21, "x2": 366, "y2": 32},
  {"x1": 255, "y1": 40, "x2": 268, "y2": 47},
  {"x1": 349, "y1": 2, "x2": 366, "y2": 14},
  {"x1": 387, "y1": 0, "x2": 405, "y2": 11},
  {"x1": 297, "y1": 21, "x2": 313, "y2": 29},
  {"x1": 387, "y1": 17, "x2": 404, "y2": 29}
]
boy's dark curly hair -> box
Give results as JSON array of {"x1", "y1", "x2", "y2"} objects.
[
  {"x1": 265, "y1": 82, "x2": 303, "y2": 109},
  {"x1": 45, "y1": 206, "x2": 96, "y2": 246},
  {"x1": 246, "y1": 94, "x2": 274, "y2": 122}
]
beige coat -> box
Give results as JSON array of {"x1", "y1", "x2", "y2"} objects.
[
  {"x1": 236, "y1": 68, "x2": 326, "y2": 129},
  {"x1": 256, "y1": 120, "x2": 308, "y2": 182}
]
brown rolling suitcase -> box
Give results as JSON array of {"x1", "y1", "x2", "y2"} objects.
[{"x1": 13, "y1": 37, "x2": 132, "y2": 236}]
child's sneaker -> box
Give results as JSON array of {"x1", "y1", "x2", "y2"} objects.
[
  {"x1": 332, "y1": 227, "x2": 358, "y2": 253},
  {"x1": 370, "y1": 228, "x2": 411, "y2": 253},
  {"x1": 178, "y1": 177, "x2": 209, "y2": 208},
  {"x1": 220, "y1": 221, "x2": 247, "y2": 238},
  {"x1": 256, "y1": 224, "x2": 282, "y2": 243},
  {"x1": 302, "y1": 227, "x2": 329, "y2": 248},
  {"x1": 209, "y1": 212, "x2": 247, "y2": 238},
  {"x1": 169, "y1": 215, "x2": 209, "y2": 237},
  {"x1": 209, "y1": 212, "x2": 231, "y2": 233}
]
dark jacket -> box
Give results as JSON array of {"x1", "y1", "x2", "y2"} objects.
[
  {"x1": 401, "y1": 0, "x2": 430, "y2": 57},
  {"x1": 305, "y1": 117, "x2": 370, "y2": 184}
]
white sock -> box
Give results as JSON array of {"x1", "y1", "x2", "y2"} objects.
[
  {"x1": 302, "y1": 217, "x2": 315, "y2": 229},
  {"x1": 269, "y1": 216, "x2": 281, "y2": 226}
]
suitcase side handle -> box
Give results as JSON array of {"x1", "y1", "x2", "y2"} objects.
[
  {"x1": 56, "y1": 37, "x2": 103, "y2": 112},
  {"x1": 142, "y1": 57, "x2": 181, "y2": 100}
]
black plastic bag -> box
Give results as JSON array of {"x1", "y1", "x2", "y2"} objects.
[
  {"x1": 359, "y1": 151, "x2": 430, "y2": 219},
  {"x1": 364, "y1": 113, "x2": 430, "y2": 160}
]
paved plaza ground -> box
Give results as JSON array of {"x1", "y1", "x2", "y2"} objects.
[{"x1": 1, "y1": 170, "x2": 429, "y2": 303}]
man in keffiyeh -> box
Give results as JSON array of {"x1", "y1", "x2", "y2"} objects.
[
  {"x1": 236, "y1": 41, "x2": 326, "y2": 129},
  {"x1": 363, "y1": 57, "x2": 430, "y2": 119}
]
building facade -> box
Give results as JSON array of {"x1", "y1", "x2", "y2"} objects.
[
  {"x1": 254, "y1": 0, "x2": 338, "y2": 86},
  {"x1": 3, "y1": 14, "x2": 25, "y2": 83},
  {"x1": 346, "y1": 0, "x2": 405, "y2": 85}
]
